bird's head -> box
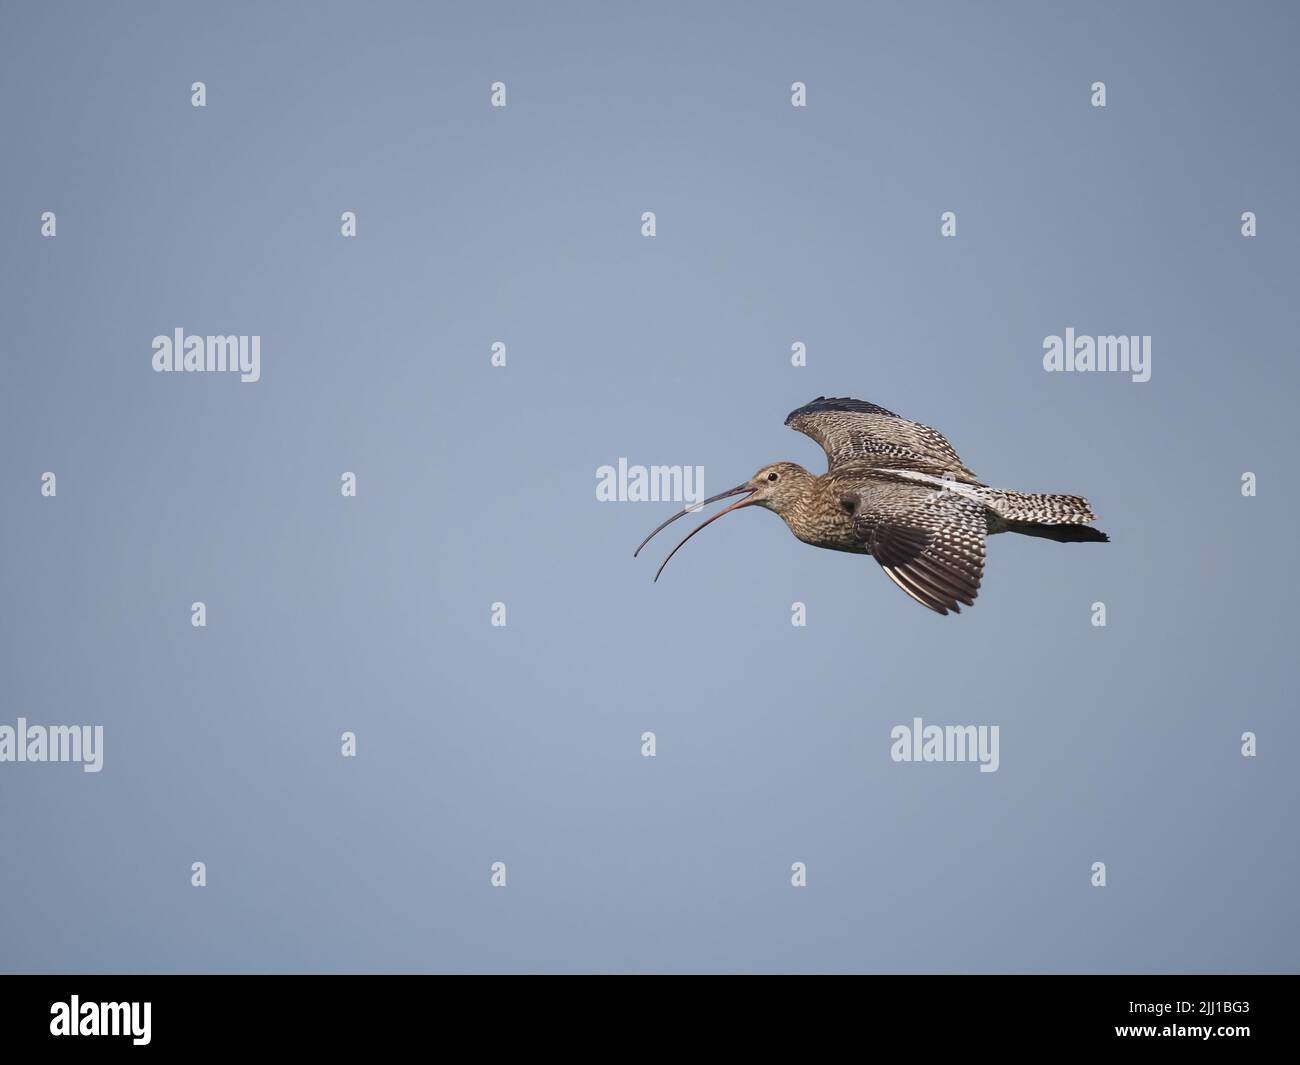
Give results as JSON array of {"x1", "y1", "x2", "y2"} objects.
[
  {"x1": 742, "y1": 461, "x2": 814, "y2": 515},
  {"x1": 633, "y1": 461, "x2": 814, "y2": 580}
]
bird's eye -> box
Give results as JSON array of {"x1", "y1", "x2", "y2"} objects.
[{"x1": 767, "y1": 471, "x2": 779, "y2": 482}]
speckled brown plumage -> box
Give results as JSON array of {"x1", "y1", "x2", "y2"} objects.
[{"x1": 636, "y1": 396, "x2": 1108, "y2": 616}]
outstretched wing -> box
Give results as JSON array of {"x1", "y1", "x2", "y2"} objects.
[
  {"x1": 785, "y1": 397, "x2": 977, "y2": 479},
  {"x1": 838, "y1": 474, "x2": 987, "y2": 615}
]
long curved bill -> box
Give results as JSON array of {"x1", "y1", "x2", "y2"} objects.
[
  {"x1": 632, "y1": 483, "x2": 758, "y2": 582},
  {"x1": 633, "y1": 483, "x2": 752, "y2": 558}
]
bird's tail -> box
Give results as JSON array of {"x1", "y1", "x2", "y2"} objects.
[
  {"x1": 979, "y1": 488, "x2": 1109, "y2": 542},
  {"x1": 1006, "y1": 520, "x2": 1109, "y2": 543}
]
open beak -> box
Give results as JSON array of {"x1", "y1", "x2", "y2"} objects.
[{"x1": 632, "y1": 483, "x2": 757, "y2": 582}]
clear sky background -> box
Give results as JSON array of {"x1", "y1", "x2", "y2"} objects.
[{"x1": 1, "y1": 0, "x2": 1296, "y2": 973}]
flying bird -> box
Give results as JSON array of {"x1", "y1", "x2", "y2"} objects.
[{"x1": 634, "y1": 397, "x2": 1107, "y2": 615}]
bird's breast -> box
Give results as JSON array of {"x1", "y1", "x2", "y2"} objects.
[{"x1": 784, "y1": 506, "x2": 870, "y2": 554}]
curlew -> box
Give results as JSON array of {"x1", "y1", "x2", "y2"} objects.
[{"x1": 634, "y1": 397, "x2": 1107, "y2": 615}]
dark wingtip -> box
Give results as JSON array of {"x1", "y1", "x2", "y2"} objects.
[
  {"x1": 785, "y1": 396, "x2": 897, "y2": 425},
  {"x1": 785, "y1": 396, "x2": 825, "y2": 425}
]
